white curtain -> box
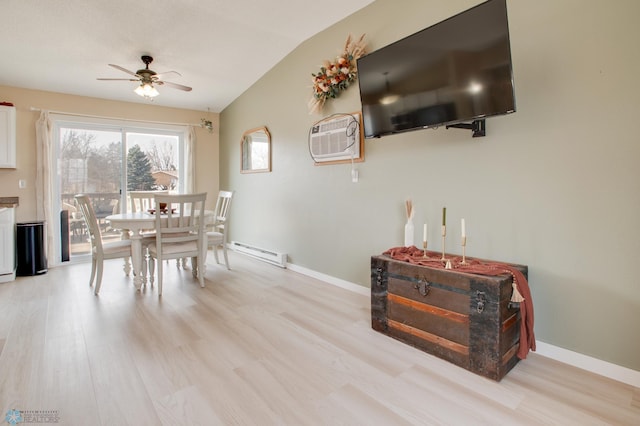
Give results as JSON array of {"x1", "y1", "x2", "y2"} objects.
[
  {"x1": 35, "y1": 111, "x2": 57, "y2": 266},
  {"x1": 185, "y1": 126, "x2": 196, "y2": 193}
]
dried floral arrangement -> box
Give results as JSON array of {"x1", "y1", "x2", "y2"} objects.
[
  {"x1": 201, "y1": 108, "x2": 214, "y2": 133},
  {"x1": 200, "y1": 118, "x2": 213, "y2": 133},
  {"x1": 308, "y1": 34, "x2": 367, "y2": 114}
]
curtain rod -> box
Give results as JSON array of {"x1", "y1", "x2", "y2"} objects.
[{"x1": 29, "y1": 106, "x2": 203, "y2": 128}]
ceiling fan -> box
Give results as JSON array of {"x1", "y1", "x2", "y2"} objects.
[{"x1": 97, "y1": 55, "x2": 192, "y2": 98}]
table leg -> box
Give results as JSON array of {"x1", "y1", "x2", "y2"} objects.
[
  {"x1": 124, "y1": 257, "x2": 132, "y2": 276},
  {"x1": 121, "y1": 229, "x2": 132, "y2": 276},
  {"x1": 129, "y1": 234, "x2": 145, "y2": 290}
]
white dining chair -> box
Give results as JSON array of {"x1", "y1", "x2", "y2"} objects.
[
  {"x1": 148, "y1": 193, "x2": 207, "y2": 296},
  {"x1": 75, "y1": 194, "x2": 132, "y2": 295},
  {"x1": 129, "y1": 190, "x2": 168, "y2": 283},
  {"x1": 206, "y1": 190, "x2": 234, "y2": 270}
]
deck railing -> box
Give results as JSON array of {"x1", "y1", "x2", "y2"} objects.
[{"x1": 61, "y1": 192, "x2": 122, "y2": 256}]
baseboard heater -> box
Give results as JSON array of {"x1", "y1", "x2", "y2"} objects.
[{"x1": 229, "y1": 241, "x2": 287, "y2": 268}]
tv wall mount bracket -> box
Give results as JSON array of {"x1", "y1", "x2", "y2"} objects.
[{"x1": 446, "y1": 119, "x2": 486, "y2": 138}]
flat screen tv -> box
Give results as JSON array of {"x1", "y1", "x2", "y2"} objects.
[{"x1": 356, "y1": 0, "x2": 515, "y2": 138}]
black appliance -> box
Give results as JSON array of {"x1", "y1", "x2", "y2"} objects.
[
  {"x1": 356, "y1": 0, "x2": 516, "y2": 138},
  {"x1": 16, "y1": 221, "x2": 48, "y2": 276}
]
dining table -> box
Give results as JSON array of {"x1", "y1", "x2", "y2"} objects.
[{"x1": 106, "y1": 210, "x2": 214, "y2": 291}]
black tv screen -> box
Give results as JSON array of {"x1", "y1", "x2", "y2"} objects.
[{"x1": 356, "y1": 0, "x2": 516, "y2": 138}]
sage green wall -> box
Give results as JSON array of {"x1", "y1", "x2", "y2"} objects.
[{"x1": 220, "y1": 0, "x2": 640, "y2": 371}]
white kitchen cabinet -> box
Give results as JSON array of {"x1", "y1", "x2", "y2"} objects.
[
  {"x1": 0, "y1": 207, "x2": 16, "y2": 282},
  {"x1": 0, "y1": 105, "x2": 16, "y2": 168}
]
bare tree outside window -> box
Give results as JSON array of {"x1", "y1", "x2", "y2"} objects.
[
  {"x1": 146, "y1": 140, "x2": 178, "y2": 190},
  {"x1": 147, "y1": 141, "x2": 176, "y2": 171},
  {"x1": 60, "y1": 130, "x2": 121, "y2": 196}
]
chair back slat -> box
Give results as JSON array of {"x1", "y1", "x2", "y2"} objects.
[
  {"x1": 153, "y1": 193, "x2": 207, "y2": 254},
  {"x1": 129, "y1": 190, "x2": 169, "y2": 213},
  {"x1": 205, "y1": 190, "x2": 234, "y2": 270},
  {"x1": 74, "y1": 194, "x2": 103, "y2": 253},
  {"x1": 213, "y1": 190, "x2": 234, "y2": 230}
]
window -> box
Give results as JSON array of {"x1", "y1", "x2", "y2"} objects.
[{"x1": 52, "y1": 115, "x2": 188, "y2": 260}]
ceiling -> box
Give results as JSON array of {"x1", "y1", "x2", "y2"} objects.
[{"x1": 1, "y1": 0, "x2": 373, "y2": 113}]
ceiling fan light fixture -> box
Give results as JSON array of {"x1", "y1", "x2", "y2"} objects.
[
  {"x1": 100, "y1": 56, "x2": 191, "y2": 98},
  {"x1": 134, "y1": 82, "x2": 159, "y2": 98}
]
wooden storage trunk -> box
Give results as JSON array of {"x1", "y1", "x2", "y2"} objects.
[{"x1": 371, "y1": 255, "x2": 527, "y2": 381}]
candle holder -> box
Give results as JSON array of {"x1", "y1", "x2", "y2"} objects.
[
  {"x1": 422, "y1": 240, "x2": 428, "y2": 258},
  {"x1": 441, "y1": 225, "x2": 447, "y2": 262},
  {"x1": 460, "y1": 236, "x2": 469, "y2": 265}
]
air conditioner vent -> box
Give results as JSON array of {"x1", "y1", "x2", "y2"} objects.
[{"x1": 309, "y1": 113, "x2": 362, "y2": 163}]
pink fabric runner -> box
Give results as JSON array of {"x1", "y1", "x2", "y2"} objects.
[{"x1": 382, "y1": 246, "x2": 536, "y2": 359}]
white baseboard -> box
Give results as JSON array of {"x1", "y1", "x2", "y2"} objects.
[
  {"x1": 286, "y1": 263, "x2": 370, "y2": 296},
  {"x1": 287, "y1": 261, "x2": 640, "y2": 388},
  {"x1": 534, "y1": 341, "x2": 640, "y2": 388},
  {"x1": 0, "y1": 271, "x2": 16, "y2": 283}
]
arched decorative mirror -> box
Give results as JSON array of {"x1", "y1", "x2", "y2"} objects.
[{"x1": 241, "y1": 126, "x2": 271, "y2": 173}]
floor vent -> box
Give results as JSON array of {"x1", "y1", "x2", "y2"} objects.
[{"x1": 230, "y1": 241, "x2": 287, "y2": 268}]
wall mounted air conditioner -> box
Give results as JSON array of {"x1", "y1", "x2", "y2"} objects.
[{"x1": 309, "y1": 112, "x2": 363, "y2": 163}]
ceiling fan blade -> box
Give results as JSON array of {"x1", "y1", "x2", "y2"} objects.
[
  {"x1": 155, "y1": 71, "x2": 181, "y2": 80},
  {"x1": 97, "y1": 78, "x2": 138, "y2": 81},
  {"x1": 108, "y1": 64, "x2": 138, "y2": 77},
  {"x1": 157, "y1": 80, "x2": 192, "y2": 92}
]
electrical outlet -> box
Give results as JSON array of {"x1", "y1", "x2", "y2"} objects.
[
  {"x1": 19, "y1": 179, "x2": 26, "y2": 189},
  {"x1": 351, "y1": 169, "x2": 359, "y2": 183}
]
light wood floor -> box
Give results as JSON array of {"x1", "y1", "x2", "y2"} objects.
[{"x1": 0, "y1": 252, "x2": 638, "y2": 425}]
